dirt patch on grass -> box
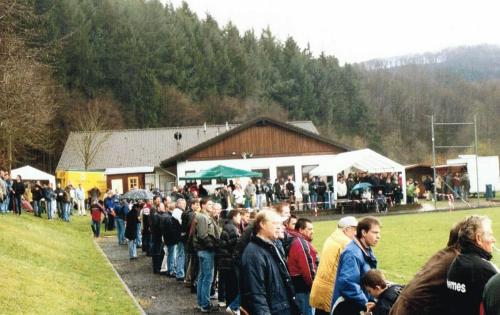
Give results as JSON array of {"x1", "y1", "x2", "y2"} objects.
[{"x1": 97, "y1": 237, "x2": 225, "y2": 315}]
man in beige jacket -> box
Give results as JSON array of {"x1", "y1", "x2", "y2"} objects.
[{"x1": 309, "y1": 216, "x2": 358, "y2": 315}]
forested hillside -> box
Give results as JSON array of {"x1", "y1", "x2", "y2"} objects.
[{"x1": 1, "y1": 0, "x2": 499, "y2": 171}]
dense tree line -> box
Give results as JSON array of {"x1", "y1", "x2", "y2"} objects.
[{"x1": 2, "y1": 0, "x2": 499, "y2": 171}]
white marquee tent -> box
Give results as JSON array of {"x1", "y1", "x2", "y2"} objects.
[
  {"x1": 10, "y1": 165, "x2": 56, "y2": 186},
  {"x1": 309, "y1": 149, "x2": 407, "y2": 204}
]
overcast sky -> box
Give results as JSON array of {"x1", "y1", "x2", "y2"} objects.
[{"x1": 165, "y1": 0, "x2": 500, "y2": 64}]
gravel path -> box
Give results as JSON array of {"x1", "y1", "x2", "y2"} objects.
[{"x1": 97, "y1": 237, "x2": 226, "y2": 315}]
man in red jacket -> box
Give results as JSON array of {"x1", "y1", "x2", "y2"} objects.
[{"x1": 287, "y1": 217, "x2": 318, "y2": 315}]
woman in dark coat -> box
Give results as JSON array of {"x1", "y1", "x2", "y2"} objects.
[{"x1": 125, "y1": 203, "x2": 140, "y2": 260}]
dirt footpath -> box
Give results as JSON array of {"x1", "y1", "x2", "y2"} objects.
[{"x1": 97, "y1": 237, "x2": 225, "y2": 315}]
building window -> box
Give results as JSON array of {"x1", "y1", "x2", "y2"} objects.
[
  {"x1": 252, "y1": 168, "x2": 270, "y2": 181},
  {"x1": 201, "y1": 179, "x2": 212, "y2": 185},
  {"x1": 301, "y1": 165, "x2": 319, "y2": 182},
  {"x1": 128, "y1": 176, "x2": 138, "y2": 190},
  {"x1": 216, "y1": 178, "x2": 228, "y2": 185},
  {"x1": 277, "y1": 166, "x2": 295, "y2": 182}
]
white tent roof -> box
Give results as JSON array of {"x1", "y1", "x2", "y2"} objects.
[
  {"x1": 11, "y1": 165, "x2": 56, "y2": 186},
  {"x1": 309, "y1": 149, "x2": 404, "y2": 176}
]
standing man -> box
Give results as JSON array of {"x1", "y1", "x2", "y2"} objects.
[
  {"x1": 11, "y1": 175, "x2": 25, "y2": 215},
  {"x1": 44, "y1": 183, "x2": 55, "y2": 220},
  {"x1": 255, "y1": 179, "x2": 264, "y2": 210},
  {"x1": 31, "y1": 181, "x2": 44, "y2": 217},
  {"x1": 193, "y1": 198, "x2": 220, "y2": 312},
  {"x1": 151, "y1": 196, "x2": 166, "y2": 274},
  {"x1": 172, "y1": 198, "x2": 186, "y2": 281},
  {"x1": 115, "y1": 198, "x2": 128, "y2": 245},
  {"x1": 446, "y1": 215, "x2": 497, "y2": 315},
  {"x1": 244, "y1": 180, "x2": 256, "y2": 209},
  {"x1": 55, "y1": 183, "x2": 65, "y2": 219},
  {"x1": 240, "y1": 210, "x2": 300, "y2": 315},
  {"x1": 285, "y1": 176, "x2": 296, "y2": 209},
  {"x1": 310, "y1": 216, "x2": 358, "y2": 315},
  {"x1": 300, "y1": 178, "x2": 310, "y2": 211},
  {"x1": 75, "y1": 184, "x2": 86, "y2": 216},
  {"x1": 287, "y1": 218, "x2": 318, "y2": 315},
  {"x1": 264, "y1": 179, "x2": 274, "y2": 206},
  {"x1": 332, "y1": 217, "x2": 381, "y2": 315}
]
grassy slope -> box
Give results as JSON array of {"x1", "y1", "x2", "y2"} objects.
[
  {"x1": 312, "y1": 208, "x2": 500, "y2": 283},
  {"x1": 0, "y1": 214, "x2": 139, "y2": 314}
]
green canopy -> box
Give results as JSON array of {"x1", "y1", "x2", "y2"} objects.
[{"x1": 179, "y1": 165, "x2": 262, "y2": 180}]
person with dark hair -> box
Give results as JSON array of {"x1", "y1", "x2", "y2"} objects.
[
  {"x1": 483, "y1": 272, "x2": 500, "y2": 315},
  {"x1": 11, "y1": 175, "x2": 25, "y2": 215},
  {"x1": 90, "y1": 200, "x2": 105, "y2": 238},
  {"x1": 31, "y1": 180, "x2": 44, "y2": 217},
  {"x1": 193, "y1": 198, "x2": 220, "y2": 312},
  {"x1": 389, "y1": 218, "x2": 466, "y2": 315},
  {"x1": 240, "y1": 210, "x2": 300, "y2": 315},
  {"x1": 286, "y1": 214, "x2": 298, "y2": 231},
  {"x1": 287, "y1": 218, "x2": 318, "y2": 315},
  {"x1": 218, "y1": 209, "x2": 242, "y2": 314},
  {"x1": 150, "y1": 199, "x2": 167, "y2": 274},
  {"x1": 125, "y1": 204, "x2": 140, "y2": 260},
  {"x1": 446, "y1": 215, "x2": 497, "y2": 315},
  {"x1": 361, "y1": 270, "x2": 403, "y2": 315},
  {"x1": 331, "y1": 216, "x2": 381, "y2": 315}
]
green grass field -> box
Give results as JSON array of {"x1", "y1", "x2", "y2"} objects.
[
  {"x1": 312, "y1": 208, "x2": 500, "y2": 284},
  {"x1": 0, "y1": 213, "x2": 139, "y2": 314}
]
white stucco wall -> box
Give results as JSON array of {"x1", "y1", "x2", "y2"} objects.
[
  {"x1": 176, "y1": 154, "x2": 406, "y2": 204},
  {"x1": 177, "y1": 154, "x2": 338, "y2": 192}
]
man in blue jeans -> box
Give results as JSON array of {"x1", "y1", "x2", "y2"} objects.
[
  {"x1": 115, "y1": 198, "x2": 128, "y2": 245},
  {"x1": 193, "y1": 198, "x2": 220, "y2": 312}
]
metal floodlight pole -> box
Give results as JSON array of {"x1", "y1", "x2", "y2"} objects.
[
  {"x1": 431, "y1": 115, "x2": 437, "y2": 210},
  {"x1": 474, "y1": 115, "x2": 480, "y2": 207},
  {"x1": 432, "y1": 115, "x2": 480, "y2": 209}
]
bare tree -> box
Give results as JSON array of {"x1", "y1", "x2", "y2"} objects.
[
  {"x1": 0, "y1": 33, "x2": 58, "y2": 170},
  {"x1": 73, "y1": 98, "x2": 115, "y2": 170}
]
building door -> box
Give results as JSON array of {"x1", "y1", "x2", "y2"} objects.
[
  {"x1": 111, "y1": 179, "x2": 123, "y2": 194},
  {"x1": 128, "y1": 176, "x2": 139, "y2": 191}
]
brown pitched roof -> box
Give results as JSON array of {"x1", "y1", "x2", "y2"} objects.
[
  {"x1": 56, "y1": 119, "x2": 323, "y2": 170},
  {"x1": 160, "y1": 116, "x2": 353, "y2": 168}
]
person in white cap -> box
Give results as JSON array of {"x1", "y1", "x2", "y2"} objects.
[{"x1": 309, "y1": 216, "x2": 358, "y2": 315}]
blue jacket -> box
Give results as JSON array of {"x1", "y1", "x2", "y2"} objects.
[
  {"x1": 332, "y1": 239, "x2": 377, "y2": 310},
  {"x1": 115, "y1": 202, "x2": 129, "y2": 220}
]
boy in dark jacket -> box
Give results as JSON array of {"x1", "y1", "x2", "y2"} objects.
[{"x1": 362, "y1": 269, "x2": 403, "y2": 315}]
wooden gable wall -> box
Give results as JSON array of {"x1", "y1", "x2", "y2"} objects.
[{"x1": 186, "y1": 125, "x2": 346, "y2": 161}]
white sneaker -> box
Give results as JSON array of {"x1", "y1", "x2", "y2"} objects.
[
  {"x1": 218, "y1": 301, "x2": 226, "y2": 307},
  {"x1": 210, "y1": 292, "x2": 218, "y2": 300},
  {"x1": 225, "y1": 306, "x2": 240, "y2": 315}
]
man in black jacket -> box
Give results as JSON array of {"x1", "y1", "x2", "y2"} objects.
[
  {"x1": 11, "y1": 175, "x2": 25, "y2": 215},
  {"x1": 240, "y1": 210, "x2": 300, "y2": 315},
  {"x1": 446, "y1": 215, "x2": 498, "y2": 315},
  {"x1": 150, "y1": 196, "x2": 167, "y2": 274},
  {"x1": 31, "y1": 181, "x2": 44, "y2": 217}
]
